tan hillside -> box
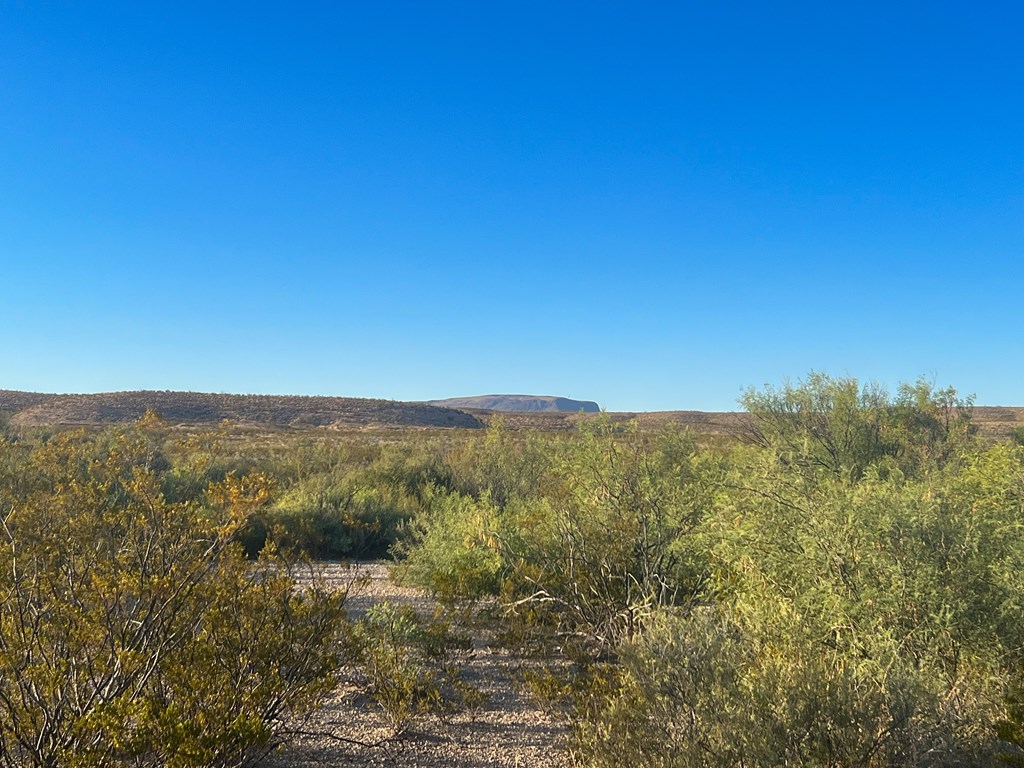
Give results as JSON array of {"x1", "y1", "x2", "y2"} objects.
[{"x1": 0, "y1": 390, "x2": 484, "y2": 430}]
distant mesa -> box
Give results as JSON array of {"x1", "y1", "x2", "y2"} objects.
[{"x1": 427, "y1": 394, "x2": 601, "y2": 413}]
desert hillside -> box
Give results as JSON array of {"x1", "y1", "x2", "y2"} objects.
[{"x1": 0, "y1": 390, "x2": 484, "y2": 430}]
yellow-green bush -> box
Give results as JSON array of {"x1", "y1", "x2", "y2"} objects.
[
  {"x1": 392, "y1": 487, "x2": 503, "y2": 603},
  {"x1": 0, "y1": 429, "x2": 346, "y2": 768},
  {"x1": 344, "y1": 600, "x2": 481, "y2": 731}
]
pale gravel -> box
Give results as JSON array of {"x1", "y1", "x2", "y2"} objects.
[{"x1": 264, "y1": 562, "x2": 572, "y2": 768}]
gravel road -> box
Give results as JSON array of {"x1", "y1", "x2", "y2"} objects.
[{"x1": 265, "y1": 562, "x2": 571, "y2": 768}]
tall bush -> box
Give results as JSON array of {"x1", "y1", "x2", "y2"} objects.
[{"x1": 0, "y1": 429, "x2": 346, "y2": 768}]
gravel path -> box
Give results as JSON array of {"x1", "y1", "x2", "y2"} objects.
[{"x1": 265, "y1": 562, "x2": 571, "y2": 768}]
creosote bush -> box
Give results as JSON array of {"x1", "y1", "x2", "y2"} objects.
[
  {"x1": 249, "y1": 440, "x2": 452, "y2": 559},
  {"x1": 344, "y1": 601, "x2": 482, "y2": 732},
  {"x1": 999, "y1": 677, "x2": 1024, "y2": 766},
  {"x1": 391, "y1": 487, "x2": 503, "y2": 603},
  {"x1": 0, "y1": 428, "x2": 346, "y2": 768},
  {"x1": 396, "y1": 420, "x2": 716, "y2": 655}
]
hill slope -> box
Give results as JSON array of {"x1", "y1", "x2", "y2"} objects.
[
  {"x1": 428, "y1": 395, "x2": 601, "y2": 413},
  {"x1": 2, "y1": 390, "x2": 1020, "y2": 439},
  {"x1": 0, "y1": 390, "x2": 484, "y2": 430}
]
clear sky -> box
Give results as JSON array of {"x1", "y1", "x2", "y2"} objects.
[{"x1": 2, "y1": 2, "x2": 1021, "y2": 411}]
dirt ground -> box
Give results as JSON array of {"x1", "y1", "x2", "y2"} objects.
[{"x1": 264, "y1": 562, "x2": 571, "y2": 768}]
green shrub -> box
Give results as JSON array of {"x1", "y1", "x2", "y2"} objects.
[
  {"x1": 392, "y1": 487, "x2": 503, "y2": 602},
  {"x1": 495, "y1": 422, "x2": 714, "y2": 653},
  {"x1": 447, "y1": 419, "x2": 554, "y2": 505},
  {"x1": 344, "y1": 601, "x2": 481, "y2": 731},
  {"x1": 573, "y1": 607, "x2": 960, "y2": 768},
  {"x1": 0, "y1": 430, "x2": 346, "y2": 768},
  {"x1": 675, "y1": 444, "x2": 1021, "y2": 766},
  {"x1": 741, "y1": 372, "x2": 974, "y2": 481},
  {"x1": 998, "y1": 674, "x2": 1024, "y2": 766},
  {"x1": 259, "y1": 441, "x2": 450, "y2": 560}
]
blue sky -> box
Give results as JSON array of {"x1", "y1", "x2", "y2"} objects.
[{"x1": 2, "y1": 2, "x2": 1021, "y2": 411}]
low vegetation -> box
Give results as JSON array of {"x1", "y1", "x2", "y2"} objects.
[
  {"x1": 396, "y1": 374, "x2": 1024, "y2": 766},
  {"x1": 1, "y1": 372, "x2": 1022, "y2": 766},
  {"x1": 0, "y1": 428, "x2": 346, "y2": 767}
]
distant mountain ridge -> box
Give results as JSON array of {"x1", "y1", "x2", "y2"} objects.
[
  {"x1": 0, "y1": 390, "x2": 484, "y2": 430},
  {"x1": 427, "y1": 394, "x2": 601, "y2": 413}
]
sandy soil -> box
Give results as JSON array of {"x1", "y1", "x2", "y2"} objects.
[{"x1": 264, "y1": 562, "x2": 571, "y2": 768}]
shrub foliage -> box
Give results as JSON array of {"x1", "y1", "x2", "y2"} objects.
[
  {"x1": 3, "y1": 372, "x2": 1023, "y2": 767},
  {"x1": 0, "y1": 429, "x2": 345, "y2": 768},
  {"x1": 393, "y1": 374, "x2": 1024, "y2": 767}
]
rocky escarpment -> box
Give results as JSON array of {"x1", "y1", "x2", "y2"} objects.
[{"x1": 428, "y1": 394, "x2": 601, "y2": 413}]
